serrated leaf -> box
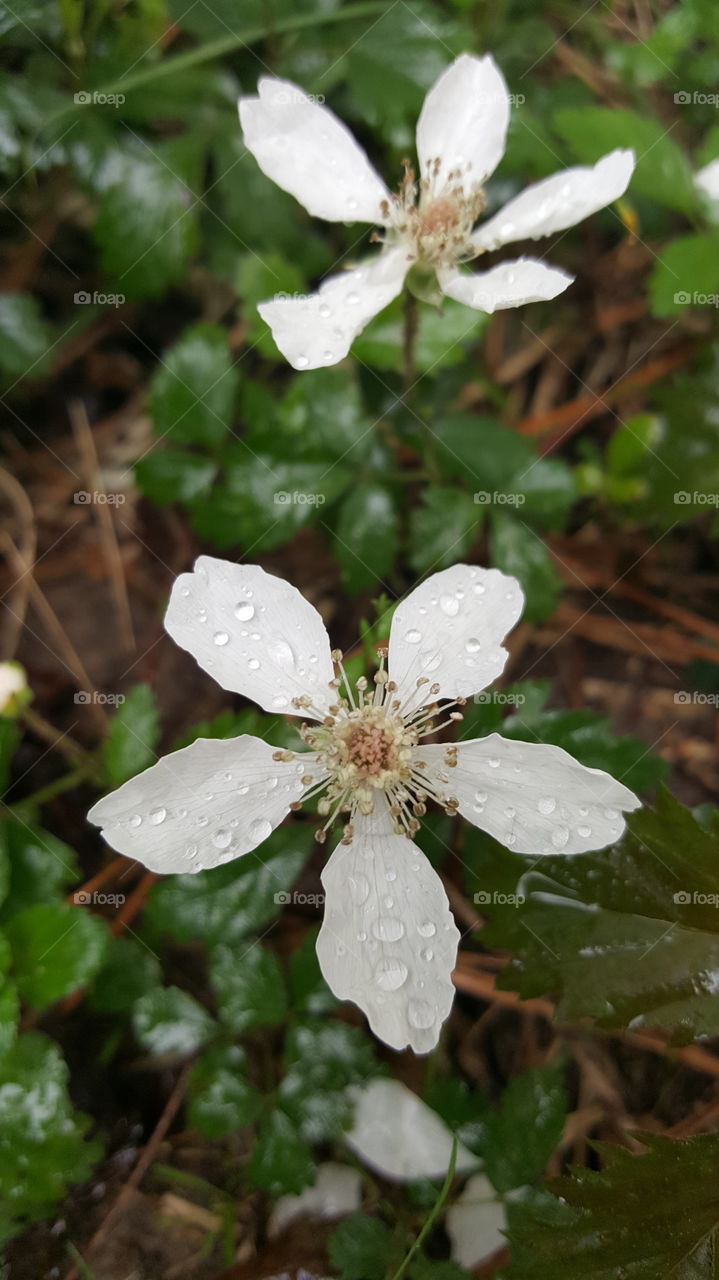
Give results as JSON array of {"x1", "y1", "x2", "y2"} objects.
[
  {"x1": 483, "y1": 1064, "x2": 567, "y2": 1193},
  {"x1": 0, "y1": 294, "x2": 52, "y2": 382},
  {"x1": 490, "y1": 512, "x2": 560, "y2": 622},
  {"x1": 0, "y1": 820, "x2": 77, "y2": 922},
  {"x1": 210, "y1": 942, "x2": 287, "y2": 1033},
  {"x1": 279, "y1": 1020, "x2": 379, "y2": 1143},
  {"x1": 6, "y1": 903, "x2": 108, "y2": 1010},
  {"x1": 409, "y1": 488, "x2": 479, "y2": 573},
  {"x1": 187, "y1": 1045, "x2": 263, "y2": 1138},
  {"x1": 288, "y1": 926, "x2": 337, "y2": 1015},
  {"x1": 247, "y1": 1108, "x2": 315, "y2": 1195},
  {"x1": 148, "y1": 322, "x2": 238, "y2": 447},
  {"x1": 89, "y1": 936, "x2": 162, "y2": 1014},
  {"x1": 134, "y1": 450, "x2": 217, "y2": 504},
  {"x1": 335, "y1": 483, "x2": 399, "y2": 593},
  {"x1": 103, "y1": 684, "x2": 160, "y2": 787},
  {"x1": 648, "y1": 234, "x2": 719, "y2": 317},
  {"x1": 327, "y1": 1213, "x2": 393, "y2": 1280},
  {"x1": 132, "y1": 986, "x2": 216, "y2": 1056}
]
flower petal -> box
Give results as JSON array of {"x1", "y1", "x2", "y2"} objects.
[
  {"x1": 269, "y1": 1163, "x2": 362, "y2": 1237},
  {"x1": 316, "y1": 803, "x2": 459, "y2": 1054},
  {"x1": 87, "y1": 735, "x2": 309, "y2": 872},
  {"x1": 446, "y1": 1174, "x2": 507, "y2": 1267},
  {"x1": 239, "y1": 76, "x2": 391, "y2": 223},
  {"x1": 472, "y1": 149, "x2": 635, "y2": 251},
  {"x1": 695, "y1": 158, "x2": 719, "y2": 207},
  {"x1": 164, "y1": 557, "x2": 335, "y2": 719},
  {"x1": 437, "y1": 258, "x2": 573, "y2": 313},
  {"x1": 387, "y1": 564, "x2": 524, "y2": 709},
  {"x1": 419, "y1": 732, "x2": 641, "y2": 856},
  {"x1": 345, "y1": 1078, "x2": 476, "y2": 1180},
  {"x1": 416, "y1": 54, "x2": 509, "y2": 193},
  {"x1": 257, "y1": 246, "x2": 409, "y2": 370}
]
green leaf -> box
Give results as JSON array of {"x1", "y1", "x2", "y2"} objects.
[
  {"x1": 89, "y1": 936, "x2": 162, "y2": 1014},
  {"x1": 134, "y1": 450, "x2": 217, "y2": 504},
  {"x1": 0, "y1": 1032, "x2": 101, "y2": 1244},
  {"x1": 94, "y1": 146, "x2": 198, "y2": 299},
  {"x1": 553, "y1": 107, "x2": 696, "y2": 214},
  {"x1": 490, "y1": 512, "x2": 560, "y2": 622},
  {"x1": 355, "y1": 297, "x2": 485, "y2": 372},
  {"x1": 345, "y1": 3, "x2": 457, "y2": 130},
  {"x1": 409, "y1": 488, "x2": 479, "y2": 573},
  {"x1": 0, "y1": 820, "x2": 77, "y2": 922},
  {"x1": 0, "y1": 294, "x2": 52, "y2": 382},
  {"x1": 476, "y1": 790, "x2": 719, "y2": 1042},
  {"x1": 327, "y1": 1213, "x2": 393, "y2": 1280},
  {"x1": 274, "y1": 366, "x2": 370, "y2": 462},
  {"x1": 236, "y1": 251, "x2": 305, "y2": 359},
  {"x1": 648, "y1": 234, "x2": 719, "y2": 316},
  {"x1": 247, "y1": 1108, "x2": 315, "y2": 1196},
  {"x1": 209, "y1": 942, "x2": 287, "y2": 1034},
  {"x1": 335, "y1": 483, "x2": 399, "y2": 592},
  {"x1": 132, "y1": 986, "x2": 216, "y2": 1056},
  {"x1": 0, "y1": 979, "x2": 18, "y2": 1059},
  {"x1": 504, "y1": 1133, "x2": 719, "y2": 1280},
  {"x1": 288, "y1": 927, "x2": 337, "y2": 1015},
  {"x1": 7, "y1": 903, "x2": 108, "y2": 1010},
  {"x1": 145, "y1": 823, "x2": 313, "y2": 947},
  {"x1": 483, "y1": 1064, "x2": 567, "y2": 1193},
  {"x1": 279, "y1": 1020, "x2": 379, "y2": 1143},
  {"x1": 102, "y1": 683, "x2": 160, "y2": 787},
  {"x1": 148, "y1": 322, "x2": 238, "y2": 447},
  {"x1": 187, "y1": 1045, "x2": 263, "y2": 1138}
]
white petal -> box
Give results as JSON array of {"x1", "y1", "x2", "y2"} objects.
[
  {"x1": 416, "y1": 54, "x2": 509, "y2": 193},
  {"x1": 258, "y1": 246, "x2": 409, "y2": 370},
  {"x1": 695, "y1": 158, "x2": 719, "y2": 207},
  {"x1": 316, "y1": 803, "x2": 459, "y2": 1054},
  {"x1": 419, "y1": 733, "x2": 641, "y2": 856},
  {"x1": 438, "y1": 258, "x2": 573, "y2": 313},
  {"x1": 345, "y1": 1078, "x2": 476, "y2": 1180},
  {"x1": 165, "y1": 557, "x2": 335, "y2": 719},
  {"x1": 447, "y1": 1174, "x2": 507, "y2": 1267},
  {"x1": 387, "y1": 564, "x2": 524, "y2": 709},
  {"x1": 472, "y1": 149, "x2": 635, "y2": 251},
  {"x1": 268, "y1": 1163, "x2": 362, "y2": 1237},
  {"x1": 87, "y1": 735, "x2": 309, "y2": 872},
  {"x1": 239, "y1": 76, "x2": 390, "y2": 224}
]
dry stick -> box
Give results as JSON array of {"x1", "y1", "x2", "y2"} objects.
[
  {"x1": 546, "y1": 602, "x2": 719, "y2": 665},
  {"x1": 110, "y1": 870, "x2": 158, "y2": 937},
  {"x1": 452, "y1": 963, "x2": 719, "y2": 1080},
  {"x1": 62, "y1": 1062, "x2": 193, "y2": 1280},
  {"x1": 64, "y1": 855, "x2": 131, "y2": 905},
  {"x1": 22, "y1": 705, "x2": 93, "y2": 769},
  {"x1": 0, "y1": 467, "x2": 37, "y2": 658},
  {"x1": 1, "y1": 532, "x2": 109, "y2": 732},
  {"x1": 69, "y1": 399, "x2": 135, "y2": 654}
]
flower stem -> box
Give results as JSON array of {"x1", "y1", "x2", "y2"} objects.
[
  {"x1": 402, "y1": 289, "x2": 418, "y2": 389},
  {"x1": 17, "y1": 766, "x2": 92, "y2": 810},
  {"x1": 389, "y1": 1137, "x2": 458, "y2": 1280}
]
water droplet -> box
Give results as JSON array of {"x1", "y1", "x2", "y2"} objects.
[
  {"x1": 249, "y1": 818, "x2": 272, "y2": 843},
  {"x1": 319, "y1": 303, "x2": 332, "y2": 318},
  {"x1": 552, "y1": 826, "x2": 570, "y2": 849},
  {"x1": 417, "y1": 921, "x2": 436, "y2": 937},
  {"x1": 408, "y1": 1000, "x2": 435, "y2": 1029},
  {"x1": 383, "y1": 896, "x2": 394, "y2": 909},
  {"x1": 357, "y1": 930, "x2": 367, "y2": 941},
  {"x1": 196, "y1": 815, "x2": 209, "y2": 827},
  {"x1": 248, "y1": 658, "x2": 260, "y2": 670},
  {"x1": 269, "y1": 638, "x2": 295, "y2": 668},
  {"x1": 347, "y1": 197, "x2": 358, "y2": 211},
  {"x1": 504, "y1": 806, "x2": 516, "y2": 819},
  {"x1": 578, "y1": 824, "x2": 592, "y2": 838},
  {"x1": 185, "y1": 843, "x2": 198, "y2": 857},
  {"x1": 420, "y1": 649, "x2": 442, "y2": 673},
  {"x1": 148, "y1": 806, "x2": 166, "y2": 825},
  {"x1": 604, "y1": 807, "x2": 619, "y2": 820},
  {"x1": 223, "y1": 772, "x2": 233, "y2": 782},
  {"x1": 439, "y1": 593, "x2": 459, "y2": 616},
  {"x1": 465, "y1": 637, "x2": 481, "y2": 653},
  {"x1": 272, "y1": 694, "x2": 289, "y2": 709},
  {"x1": 420, "y1": 947, "x2": 434, "y2": 962},
  {"x1": 234, "y1": 602, "x2": 254, "y2": 621},
  {"x1": 349, "y1": 874, "x2": 370, "y2": 905},
  {"x1": 129, "y1": 814, "x2": 142, "y2": 828},
  {"x1": 346, "y1": 292, "x2": 360, "y2": 305},
  {"x1": 180, "y1": 586, "x2": 190, "y2": 597},
  {"x1": 475, "y1": 791, "x2": 487, "y2": 804},
  {"x1": 198, "y1": 608, "x2": 207, "y2": 623},
  {"x1": 374, "y1": 959, "x2": 408, "y2": 991},
  {"x1": 372, "y1": 917, "x2": 405, "y2": 942},
  {"x1": 296, "y1": 355, "x2": 309, "y2": 369},
  {"x1": 385, "y1": 870, "x2": 396, "y2": 882},
  {"x1": 237, "y1": 784, "x2": 249, "y2": 795},
  {"x1": 488, "y1": 757, "x2": 500, "y2": 769},
  {"x1": 212, "y1": 828, "x2": 232, "y2": 850},
  {"x1": 404, "y1": 628, "x2": 422, "y2": 644},
  {"x1": 507, "y1": 833, "x2": 517, "y2": 846},
  {"x1": 538, "y1": 796, "x2": 556, "y2": 815},
  {"x1": 214, "y1": 631, "x2": 229, "y2": 646},
  {"x1": 322, "y1": 349, "x2": 333, "y2": 362}
]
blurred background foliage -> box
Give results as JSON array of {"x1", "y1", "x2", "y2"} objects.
[{"x1": 1, "y1": 0, "x2": 719, "y2": 1276}]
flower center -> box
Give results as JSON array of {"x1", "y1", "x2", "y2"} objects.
[{"x1": 380, "y1": 160, "x2": 487, "y2": 269}]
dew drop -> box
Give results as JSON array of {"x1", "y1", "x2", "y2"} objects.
[
  {"x1": 237, "y1": 784, "x2": 249, "y2": 796},
  {"x1": 538, "y1": 796, "x2": 556, "y2": 815},
  {"x1": 404, "y1": 628, "x2": 422, "y2": 644},
  {"x1": 296, "y1": 355, "x2": 309, "y2": 369},
  {"x1": 196, "y1": 815, "x2": 209, "y2": 827},
  {"x1": 578, "y1": 824, "x2": 592, "y2": 838},
  {"x1": 148, "y1": 806, "x2": 166, "y2": 825},
  {"x1": 439, "y1": 593, "x2": 460, "y2": 616},
  {"x1": 408, "y1": 1000, "x2": 435, "y2": 1029},
  {"x1": 129, "y1": 814, "x2": 142, "y2": 828},
  {"x1": 374, "y1": 959, "x2": 408, "y2": 991},
  {"x1": 346, "y1": 292, "x2": 360, "y2": 306},
  {"x1": 372, "y1": 917, "x2": 405, "y2": 942},
  {"x1": 248, "y1": 658, "x2": 260, "y2": 670},
  {"x1": 420, "y1": 650, "x2": 441, "y2": 673},
  {"x1": 349, "y1": 874, "x2": 370, "y2": 905},
  {"x1": 272, "y1": 694, "x2": 289, "y2": 709},
  {"x1": 417, "y1": 921, "x2": 436, "y2": 938},
  {"x1": 552, "y1": 826, "x2": 570, "y2": 849},
  {"x1": 212, "y1": 828, "x2": 232, "y2": 850},
  {"x1": 214, "y1": 631, "x2": 229, "y2": 646},
  {"x1": 604, "y1": 807, "x2": 619, "y2": 820},
  {"x1": 234, "y1": 602, "x2": 254, "y2": 622},
  {"x1": 504, "y1": 806, "x2": 516, "y2": 819},
  {"x1": 488, "y1": 757, "x2": 500, "y2": 769},
  {"x1": 465, "y1": 637, "x2": 481, "y2": 653},
  {"x1": 475, "y1": 791, "x2": 487, "y2": 804},
  {"x1": 249, "y1": 818, "x2": 272, "y2": 843},
  {"x1": 269, "y1": 638, "x2": 295, "y2": 668},
  {"x1": 385, "y1": 870, "x2": 397, "y2": 882},
  {"x1": 319, "y1": 303, "x2": 332, "y2": 318},
  {"x1": 420, "y1": 947, "x2": 434, "y2": 962}
]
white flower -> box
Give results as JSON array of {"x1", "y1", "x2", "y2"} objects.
[
  {"x1": 695, "y1": 158, "x2": 719, "y2": 216},
  {"x1": 0, "y1": 661, "x2": 30, "y2": 717},
  {"x1": 88, "y1": 558, "x2": 639, "y2": 1054},
  {"x1": 238, "y1": 54, "x2": 635, "y2": 370},
  {"x1": 345, "y1": 1078, "x2": 476, "y2": 1180}
]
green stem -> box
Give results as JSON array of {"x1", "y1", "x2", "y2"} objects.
[
  {"x1": 17, "y1": 766, "x2": 92, "y2": 809},
  {"x1": 389, "y1": 1138, "x2": 458, "y2": 1280}
]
